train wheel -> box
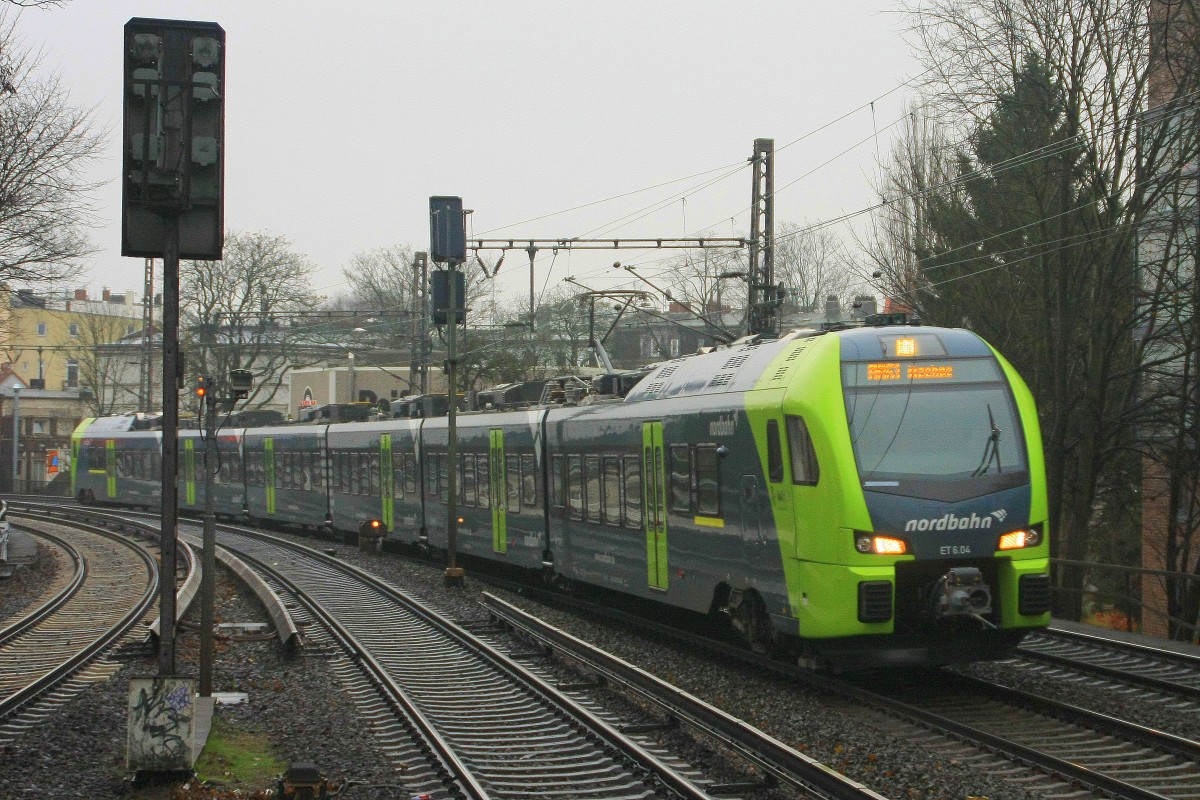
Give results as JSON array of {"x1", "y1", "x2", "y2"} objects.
[{"x1": 727, "y1": 589, "x2": 774, "y2": 654}]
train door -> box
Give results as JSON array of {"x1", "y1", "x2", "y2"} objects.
[
  {"x1": 739, "y1": 474, "x2": 766, "y2": 561},
  {"x1": 641, "y1": 421, "x2": 669, "y2": 591},
  {"x1": 184, "y1": 440, "x2": 196, "y2": 505},
  {"x1": 489, "y1": 429, "x2": 507, "y2": 554},
  {"x1": 380, "y1": 434, "x2": 394, "y2": 530},
  {"x1": 264, "y1": 438, "x2": 275, "y2": 515},
  {"x1": 105, "y1": 439, "x2": 117, "y2": 499}
]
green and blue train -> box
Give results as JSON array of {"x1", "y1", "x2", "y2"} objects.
[{"x1": 71, "y1": 322, "x2": 1051, "y2": 667}]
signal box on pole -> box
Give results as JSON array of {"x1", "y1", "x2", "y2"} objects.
[{"x1": 121, "y1": 18, "x2": 225, "y2": 259}]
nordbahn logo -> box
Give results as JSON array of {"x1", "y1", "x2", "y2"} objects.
[{"x1": 905, "y1": 510, "x2": 1007, "y2": 532}]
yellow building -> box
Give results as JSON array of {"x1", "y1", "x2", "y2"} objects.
[{"x1": 1, "y1": 287, "x2": 143, "y2": 397}]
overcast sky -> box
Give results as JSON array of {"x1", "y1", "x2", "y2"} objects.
[{"x1": 13, "y1": 1, "x2": 919, "y2": 310}]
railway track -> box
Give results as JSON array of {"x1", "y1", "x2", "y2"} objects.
[
  {"x1": 1018, "y1": 626, "x2": 1200, "y2": 702},
  {"x1": 856, "y1": 668, "x2": 1200, "y2": 800},
  {"x1": 458, "y1": 573, "x2": 1200, "y2": 800},
  {"x1": 0, "y1": 517, "x2": 159, "y2": 743},
  {"x1": 202, "y1": 523, "x2": 737, "y2": 799},
  {"x1": 16, "y1": 499, "x2": 1200, "y2": 798},
  {"x1": 477, "y1": 592, "x2": 887, "y2": 800}
]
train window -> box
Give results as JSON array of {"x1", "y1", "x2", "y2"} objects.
[
  {"x1": 585, "y1": 456, "x2": 601, "y2": 522},
  {"x1": 460, "y1": 454, "x2": 474, "y2": 505},
  {"x1": 506, "y1": 455, "x2": 520, "y2": 512},
  {"x1": 623, "y1": 457, "x2": 642, "y2": 528},
  {"x1": 273, "y1": 451, "x2": 284, "y2": 489},
  {"x1": 603, "y1": 457, "x2": 622, "y2": 526},
  {"x1": 311, "y1": 452, "x2": 323, "y2": 490},
  {"x1": 786, "y1": 416, "x2": 820, "y2": 486},
  {"x1": 404, "y1": 452, "x2": 418, "y2": 495},
  {"x1": 551, "y1": 455, "x2": 565, "y2": 508},
  {"x1": 484, "y1": 453, "x2": 494, "y2": 510},
  {"x1": 298, "y1": 453, "x2": 311, "y2": 491},
  {"x1": 244, "y1": 451, "x2": 258, "y2": 486},
  {"x1": 567, "y1": 455, "x2": 583, "y2": 519},
  {"x1": 695, "y1": 445, "x2": 720, "y2": 516},
  {"x1": 360, "y1": 453, "x2": 373, "y2": 496},
  {"x1": 766, "y1": 420, "x2": 784, "y2": 483},
  {"x1": 426, "y1": 453, "x2": 438, "y2": 497},
  {"x1": 476, "y1": 454, "x2": 490, "y2": 508},
  {"x1": 284, "y1": 453, "x2": 296, "y2": 490},
  {"x1": 521, "y1": 454, "x2": 538, "y2": 509},
  {"x1": 393, "y1": 451, "x2": 404, "y2": 498},
  {"x1": 670, "y1": 445, "x2": 692, "y2": 513},
  {"x1": 438, "y1": 454, "x2": 449, "y2": 501},
  {"x1": 369, "y1": 452, "x2": 381, "y2": 496},
  {"x1": 474, "y1": 454, "x2": 487, "y2": 508},
  {"x1": 348, "y1": 452, "x2": 359, "y2": 495}
]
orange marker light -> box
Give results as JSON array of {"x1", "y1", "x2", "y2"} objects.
[
  {"x1": 873, "y1": 536, "x2": 907, "y2": 555},
  {"x1": 895, "y1": 337, "x2": 917, "y2": 357},
  {"x1": 998, "y1": 530, "x2": 1028, "y2": 550}
]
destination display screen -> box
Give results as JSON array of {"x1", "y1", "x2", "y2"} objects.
[{"x1": 844, "y1": 358, "x2": 1002, "y2": 387}]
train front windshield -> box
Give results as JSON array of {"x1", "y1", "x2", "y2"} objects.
[{"x1": 842, "y1": 356, "x2": 1028, "y2": 499}]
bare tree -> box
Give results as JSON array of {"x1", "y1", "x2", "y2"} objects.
[
  {"x1": 774, "y1": 222, "x2": 857, "y2": 314},
  {"x1": 70, "y1": 313, "x2": 138, "y2": 416},
  {"x1": 182, "y1": 231, "x2": 323, "y2": 410},
  {"x1": 0, "y1": 11, "x2": 101, "y2": 285}
]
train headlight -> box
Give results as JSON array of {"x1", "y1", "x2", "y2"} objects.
[
  {"x1": 998, "y1": 526, "x2": 1041, "y2": 550},
  {"x1": 855, "y1": 533, "x2": 908, "y2": 555}
]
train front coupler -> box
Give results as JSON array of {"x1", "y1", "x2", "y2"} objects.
[{"x1": 930, "y1": 566, "x2": 996, "y2": 629}]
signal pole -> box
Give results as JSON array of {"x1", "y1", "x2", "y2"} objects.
[{"x1": 430, "y1": 197, "x2": 467, "y2": 587}]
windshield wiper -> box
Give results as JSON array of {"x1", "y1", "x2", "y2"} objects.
[{"x1": 971, "y1": 404, "x2": 1003, "y2": 477}]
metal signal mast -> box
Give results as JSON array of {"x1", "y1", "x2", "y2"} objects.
[{"x1": 747, "y1": 138, "x2": 778, "y2": 337}]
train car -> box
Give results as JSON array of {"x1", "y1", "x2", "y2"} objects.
[
  {"x1": 421, "y1": 408, "x2": 547, "y2": 570},
  {"x1": 178, "y1": 428, "x2": 247, "y2": 518},
  {"x1": 326, "y1": 418, "x2": 424, "y2": 541},
  {"x1": 72, "y1": 415, "x2": 162, "y2": 507},
  {"x1": 242, "y1": 424, "x2": 329, "y2": 529}
]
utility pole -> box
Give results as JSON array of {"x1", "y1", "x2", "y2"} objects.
[{"x1": 747, "y1": 137, "x2": 778, "y2": 337}]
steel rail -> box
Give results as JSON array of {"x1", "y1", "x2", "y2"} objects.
[
  {"x1": 480, "y1": 592, "x2": 889, "y2": 800},
  {"x1": 0, "y1": 516, "x2": 158, "y2": 720},
  {"x1": 0, "y1": 527, "x2": 85, "y2": 644},
  {"x1": 211, "y1": 523, "x2": 716, "y2": 800},
  {"x1": 469, "y1": 575, "x2": 1197, "y2": 800},
  {"x1": 217, "y1": 538, "x2": 491, "y2": 800}
]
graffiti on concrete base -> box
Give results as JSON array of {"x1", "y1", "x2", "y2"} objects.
[{"x1": 127, "y1": 677, "x2": 195, "y2": 770}]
